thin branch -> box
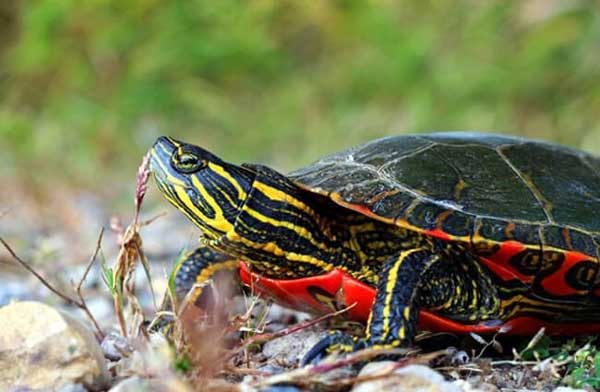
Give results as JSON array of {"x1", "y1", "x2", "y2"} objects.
[
  {"x1": 76, "y1": 228, "x2": 104, "y2": 292},
  {"x1": 257, "y1": 347, "x2": 444, "y2": 389},
  {"x1": 0, "y1": 237, "x2": 80, "y2": 305},
  {"x1": 238, "y1": 303, "x2": 356, "y2": 349},
  {"x1": 139, "y1": 211, "x2": 167, "y2": 227},
  {"x1": 74, "y1": 228, "x2": 106, "y2": 339},
  {"x1": 1, "y1": 231, "x2": 106, "y2": 340}
]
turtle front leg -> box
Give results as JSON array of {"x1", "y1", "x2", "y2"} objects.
[
  {"x1": 156, "y1": 246, "x2": 240, "y2": 325},
  {"x1": 302, "y1": 248, "x2": 440, "y2": 364},
  {"x1": 171, "y1": 246, "x2": 240, "y2": 307},
  {"x1": 153, "y1": 246, "x2": 240, "y2": 334},
  {"x1": 365, "y1": 248, "x2": 441, "y2": 348}
]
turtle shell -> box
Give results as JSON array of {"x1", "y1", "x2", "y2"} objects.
[
  {"x1": 289, "y1": 132, "x2": 600, "y2": 299},
  {"x1": 239, "y1": 132, "x2": 600, "y2": 335}
]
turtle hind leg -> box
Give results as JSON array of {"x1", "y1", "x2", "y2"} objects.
[
  {"x1": 418, "y1": 250, "x2": 503, "y2": 324},
  {"x1": 302, "y1": 248, "x2": 440, "y2": 364}
]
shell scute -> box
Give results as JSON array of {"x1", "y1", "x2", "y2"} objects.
[
  {"x1": 439, "y1": 211, "x2": 474, "y2": 237},
  {"x1": 500, "y1": 142, "x2": 600, "y2": 232},
  {"x1": 406, "y1": 202, "x2": 448, "y2": 230},
  {"x1": 369, "y1": 190, "x2": 415, "y2": 220}
]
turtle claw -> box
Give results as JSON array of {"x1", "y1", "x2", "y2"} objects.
[{"x1": 301, "y1": 331, "x2": 358, "y2": 365}]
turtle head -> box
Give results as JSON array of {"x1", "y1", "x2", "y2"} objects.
[{"x1": 149, "y1": 136, "x2": 255, "y2": 239}]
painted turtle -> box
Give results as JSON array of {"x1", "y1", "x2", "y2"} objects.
[{"x1": 149, "y1": 132, "x2": 600, "y2": 361}]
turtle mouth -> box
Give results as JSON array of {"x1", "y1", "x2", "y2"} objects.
[{"x1": 148, "y1": 136, "x2": 204, "y2": 226}]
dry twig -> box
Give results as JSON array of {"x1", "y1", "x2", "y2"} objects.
[
  {"x1": 0, "y1": 229, "x2": 106, "y2": 340},
  {"x1": 256, "y1": 347, "x2": 445, "y2": 389}
]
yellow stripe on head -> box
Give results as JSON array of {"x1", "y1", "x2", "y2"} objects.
[
  {"x1": 209, "y1": 162, "x2": 247, "y2": 201},
  {"x1": 190, "y1": 175, "x2": 235, "y2": 233},
  {"x1": 254, "y1": 181, "x2": 316, "y2": 218}
]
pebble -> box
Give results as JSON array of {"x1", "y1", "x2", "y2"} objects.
[
  {"x1": 262, "y1": 329, "x2": 328, "y2": 367},
  {"x1": 259, "y1": 385, "x2": 302, "y2": 392},
  {"x1": 256, "y1": 363, "x2": 287, "y2": 375},
  {"x1": 0, "y1": 301, "x2": 109, "y2": 391},
  {"x1": 57, "y1": 384, "x2": 88, "y2": 392},
  {"x1": 101, "y1": 332, "x2": 134, "y2": 361},
  {"x1": 453, "y1": 379, "x2": 499, "y2": 391},
  {"x1": 352, "y1": 362, "x2": 464, "y2": 392},
  {"x1": 109, "y1": 376, "x2": 193, "y2": 392}
]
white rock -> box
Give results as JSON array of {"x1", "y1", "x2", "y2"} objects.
[
  {"x1": 352, "y1": 362, "x2": 464, "y2": 392},
  {"x1": 109, "y1": 376, "x2": 195, "y2": 392},
  {"x1": 453, "y1": 379, "x2": 499, "y2": 392},
  {"x1": 0, "y1": 301, "x2": 109, "y2": 391},
  {"x1": 57, "y1": 384, "x2": 88, "y2": 392},
  {"x1": 262, "y1": 329, "x2": 328, "y2": 367}
]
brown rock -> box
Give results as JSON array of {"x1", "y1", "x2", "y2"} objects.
[{"x1": 0, "y1": 301, "x2": 109, "y2": 391}]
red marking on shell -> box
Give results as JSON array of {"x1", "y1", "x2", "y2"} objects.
[
  {"x1": 540, "y1": 250, "x2": 591, "y2": 297},
  {"x1": 423, "y1": 229, "x2": 452, "y2": 241},
  {"x1": 477, "y1": 240, "x2": 526, "y2": 282},
  {"x1": 350, "y1": 203, "x2": 378, "y2": 218}
]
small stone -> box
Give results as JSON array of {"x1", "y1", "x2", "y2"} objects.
[
  {"x1": 101, "y1": 332, "x2": 134, "y2": 361},
  {"x1": 109, "y1": 376, "x2": 194, "y2": 392},
  {"x1": 453, "y1": 379, "x2": 499, "y2": 392},
  {"x1": 256, "y1": 363, "x2": 287, "y2": 375},
  {"x1": 0, "y1": 301, "x2": 109, "y2": 391},
  {"x1": 553, "y1": 387, "x2": 588, "y2": 392},
  {"x1": 260, "y1": 385, "x2": 302, "y2": 392},
  {"x1": 352, "y1": 362, "x2": 464, "y2": 392},
  {"x1": 57, "y1": 383, "x2": 88, "y2": 392},
  {"x1": 451, "y1": 350, "x2": 470, "y2": 365},
  {"x1": 262, "y1": 329, "x2": 328, "y2": 367}
]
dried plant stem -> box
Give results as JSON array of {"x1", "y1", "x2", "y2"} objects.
[
  {"x1": 257, "y1": 347, "x2": 444, "y2": 389},
  {"x1": 108, "y1": 153, "x2": 155, "y2": 338},
  {"x1": 239, "y1": 304, "x2": 356, "y2": 349}
]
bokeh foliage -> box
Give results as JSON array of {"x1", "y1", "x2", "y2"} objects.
[{"x1": 2, "y1": 1, "x2": 600, "y2": 194}]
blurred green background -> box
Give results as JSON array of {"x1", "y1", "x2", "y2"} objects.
[{"x1": 2, "y1": 0, "x2": 600, "y2": 206}]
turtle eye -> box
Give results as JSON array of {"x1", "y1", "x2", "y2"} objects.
[{"x1": 172, "y1": 152, "x2": 206, "y2": 173}]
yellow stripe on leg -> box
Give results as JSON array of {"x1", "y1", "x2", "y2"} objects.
[{"x1": 381, "y1": 248, "x2": 424, "y2": 340}]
